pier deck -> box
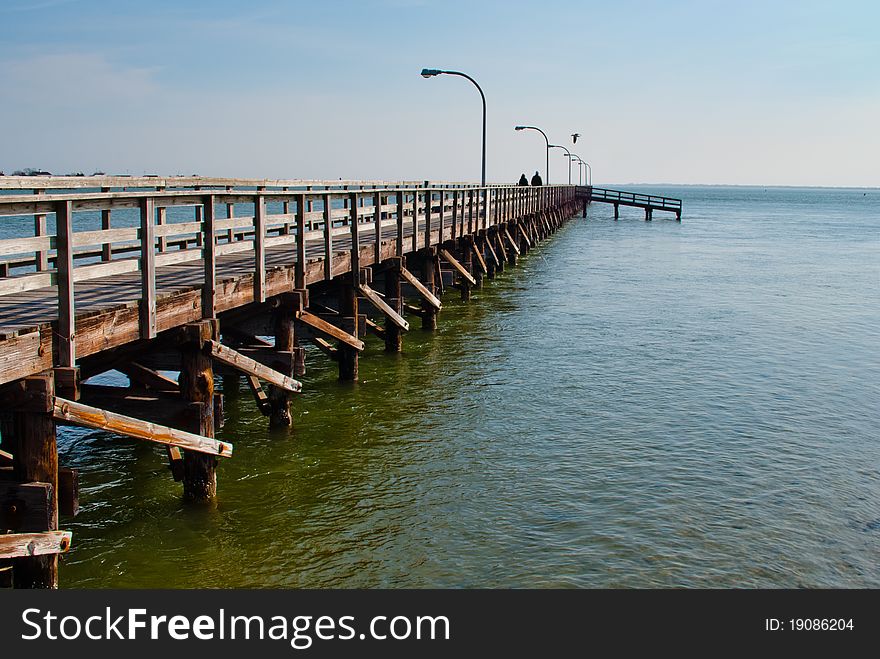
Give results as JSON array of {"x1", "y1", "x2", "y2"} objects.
[
  {"x1": 0, "y1": 176, "x2": 585, "y2": 587},
  {"x1": 586, "y1": 186, "x2": 682, "y2": 220}
]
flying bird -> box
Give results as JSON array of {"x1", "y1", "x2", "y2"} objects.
[{"x1": 571, "y1": 133, "x2": 580, "y2": 144}]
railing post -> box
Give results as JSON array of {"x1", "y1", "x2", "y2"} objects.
[
  {"x1": 374, "y1": 191, "x2": 382, "y2": 265},
  {"x1": 451, "y1": 189, "x2": 459, "y2": 242},
  {"x1": 100, "y1": 187, "x2": 112, "y2": 262},
  {"x1": 201, "y1": 195, "x2": 216, "y2": 318},
  {"x1": 253, "y1": 193, "x2": 266, "y2": 303},
  {"x1": 34, "y1": 190, "x2": 48, "y2": 271},
  {"x1": 156, "y1": 187, "x2": 167, "y2": 253},
  {"x1": 139, "y1": 197, "x2": 157, "y2": 339},
  {"x1": 395, "y1": 190, "x2": 404, "y2": 257},
  {"x1": 424, "y1": 190, "x2": 432, "y2": 248},
  {"x1": 350, "y1": 192, "x2": 360, "y2": 275},
  {"x1": 323, "y1": 193, "x2": 333, "y2": 281},
  {"x1": 411, "y1": 191, "x2": 419, "y2": 253},
  {"x1": 55, "y1": 200, "x2": 75, "y2": 367},
  {"x1": 295, "y1": 194, "x2": 306, "y2": 289}
]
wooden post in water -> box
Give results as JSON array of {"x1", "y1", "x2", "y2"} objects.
[
  {"x1": 267, "y1": 293, "x2": 300, "y2": 428},
  {"x1": 338, "y1": 278, "x2": 359, "y2": 381},
  {"x1": 460, "y1": 239, "x2": 473, "y2": 301},
  {"x1": 11, "y1": 374, "x2": 59, "y2": 588},
  {"x1": 384, "y1": 258, "x2": 403, "y2": 352},
  {"x1": 421, "y1": 248, "x2": 438, "y2": 330},
  {"x1": 179, "y1": 321, "x2": 218, "y2": 502}
]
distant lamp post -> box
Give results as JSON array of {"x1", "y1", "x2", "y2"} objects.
[
  {"x1": 420, "y1": 68, "x2": 486, "y2": 186},
  {"x1": 569, "y1": 155, "x2": 585, "y2": 186},
  {"x1": 515, "y1": 125, "x2": 550, "y2": 184},
  {"x1": 549, "y1": 144, "x2": 573, "y2": 184}
]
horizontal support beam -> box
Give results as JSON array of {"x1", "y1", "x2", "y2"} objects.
[
  {"x1": 53, "y1": 397, "x2": 232, "y2": 458},
  {"x1": 208, "y1": 340, "x2": 301, "y2": 393},
  {"x1": 0, "y1": 531, "x2": 72, "y2": 559}
]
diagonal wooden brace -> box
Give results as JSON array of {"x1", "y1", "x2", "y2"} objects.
[
  {"x1": 296, "y1": 310, "x2": 365, "y2": 351},
  {"x1": 208, "y1": 340, "x2": 302, "y2": 393},
  {"x1": 440, "y1": 249, "x2": 477, "y2": 286},
  {"x1": 358, "y1": 283, "x2": 409, "y2": 331},
  {"x1": 399, "y1": 266, "x2": 442, "y2": 310},
  {"x1": 53, "y1": 397, "x2": 232, "y2": 457}
]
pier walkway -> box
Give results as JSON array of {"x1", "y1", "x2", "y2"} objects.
[
  {"x1": 0, "y1": 176, "x2": 585, "y2": 587},
  {"x1": 586, "y1": 186, "x2": 682, "y2": 220}
]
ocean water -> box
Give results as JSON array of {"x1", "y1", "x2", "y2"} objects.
[{"x1": 20, "y1": 185, "x2": 880, "y2": 587}]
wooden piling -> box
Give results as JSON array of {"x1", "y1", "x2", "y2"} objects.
[
  {"x1": 179, "y1": 321, "x2": 218, "y2": 502},
  {"x1": 11, "y1": 373, "x2": 59, "y2": 588},
  {"x1": 384, "y1": 258, "x2": 403, "y2": 352},
  {"x1": 420, "y1": 248, "x2": 438, "y2": 330},
  {"x1": 337, "y1": 278, "x2": 359, "y2": 381},
  {"x1": 268, "y1": 293, "x2": 299, "y2": 428}
]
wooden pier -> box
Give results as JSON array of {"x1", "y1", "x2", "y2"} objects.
[
  {"x1": 0, "y1": 175, "x2": 586, "y2": 587},
  {"x1": 585, "y1": 186, "x2": 682, "y2": 221}
]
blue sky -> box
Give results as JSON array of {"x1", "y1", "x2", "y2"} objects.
[{"x1": 1, "y1": 0, "x2": 877, "y2": 186}]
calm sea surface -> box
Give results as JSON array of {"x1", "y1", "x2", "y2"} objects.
[{"x1": 26, "y1": 185, "x2": 880, "y2": 587}]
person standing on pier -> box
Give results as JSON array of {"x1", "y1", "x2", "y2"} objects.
[
  {"x1": 531, "y1": 171, "x2": 543, "y2": 186},
  {"x1": 518, "y1": 173, "x2": 529, "y2": 186}
]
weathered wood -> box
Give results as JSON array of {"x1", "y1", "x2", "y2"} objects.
[
  {"x1": 139, "y1": 196, "x2": 157, "y2": 338},
  {"x1": 55, "y1": 200, "x2": 75, "y2": 367},
  {"x1": 420, "y1": 249, "x2": 437, "y2": 331},
  {"x1": 337, "y1": 279, "x2": 359, "y2": 381},
  {"x1": 469, "y1": 240, "x2": 488, "y2": 275},
  {"x1": 254, "y1": 194, "x2": 266, "y2": 303},
  {"x1": 503, "y1": 226, "x2": 521, "y2": 255},
  {"x1": 208, "y1": 341, "x2": 301, "y2": 393},
  {"x1": 295, "y1": 310, "x2": 364, "y2": 350},
  {"x1": 117, "y1": 361, "x2": 178, "y2": 392},
  {"x1": 202, "y1": 196, "x2": 217, "y2": 318},
  {"x1": 439, "y1": 248, "x2": 477, "y2": 286},
  {"x1": 399, "y1": 265, "x2": 442, "y2": 310},
  {"x1": 323, "y1": 193, "x2": 333, "y2": 280},
  {"x1": 0, "y1": 531, "x2": 71, "y2": 560},
  {"x1": 179, "y1": 321, "x2": 220, "y2": 501},
  {"x1": 357, "y1": 283, "x2": 409, "y2": 331},
  {"x1": 53, "y1": 397, "x2": 231, "y2": 457},
  {"x1": 58, "y1": 467, "x2": 79, "y2": 517},
  {"x1": 310, "y1": 337, "x2": 338, "y2": 360},
  {"x1": 245, "y1": 375, "x2": 270, "y2": 415},
  {"x1": 0, "y1": 482, "x2": 52, "y2": 532},
  {"x1": 11, "y1": 374, "x2": 58, "y2": 588}
]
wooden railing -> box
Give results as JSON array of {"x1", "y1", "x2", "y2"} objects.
[{"x1": 0, "y1": 178, "x2": 580, "y2": 369}]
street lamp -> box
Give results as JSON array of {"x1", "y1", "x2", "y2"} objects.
[
  {"x1": 568, "y1": 155, "x2": 584, "y2": 186},
  {"x1": 515, "y1": 125, "x2": 549, "y2": 184},
  {"x1": 549, "y1": 144, "x2": 572, "y2": 184},
  {"x1": 420, "y1": 68, "x2": 486, "y2": 186}
]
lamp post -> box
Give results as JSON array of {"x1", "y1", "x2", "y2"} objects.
[
  {"x1": 421, "y1": 68, "x2": 486, "y2": 186},
  {"x1": 549, "y1": 144, "x2": 572, "y2": 184},
  {"x1": 515, "y1": 125, "x2": 549, "y2": 184},
  {"x1": 569, "y1": 155, "x2": 584, "y2": 186}
]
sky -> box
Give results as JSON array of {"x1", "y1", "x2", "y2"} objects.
[{"x1": 0, "y1": 0, "x2": 878, "y2": 187}]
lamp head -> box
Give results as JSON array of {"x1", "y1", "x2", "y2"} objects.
[
  {"x1": 515, "y1": 125, "x2": 526, "y2": 131},
  {"x1": 421, "y1": 68, "x2": 442, "y2": 78}
]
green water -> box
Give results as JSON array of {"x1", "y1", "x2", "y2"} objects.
[{"x1": 48, "y1": 186, "x2": 880, "y2": 587}]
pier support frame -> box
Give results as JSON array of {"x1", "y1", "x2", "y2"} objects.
[
  {"x1": 179, "y1": 321, "x2": 218, "y2": 502},
  {"x1": 384, "y1": 258, "x2": 403, "y2": 352},
  {"x1": 420, "y1": 248, "x2": 438, "y2": 331},
  {"x1": 267, "y1": 292, "x2": 304, "y2": 428},
  {"x1": 337, "y1": 278, "x2": 359, "y2": 381},
  {"x1": 10, "y1": 374, "x2": 59, "y2": 588}
]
